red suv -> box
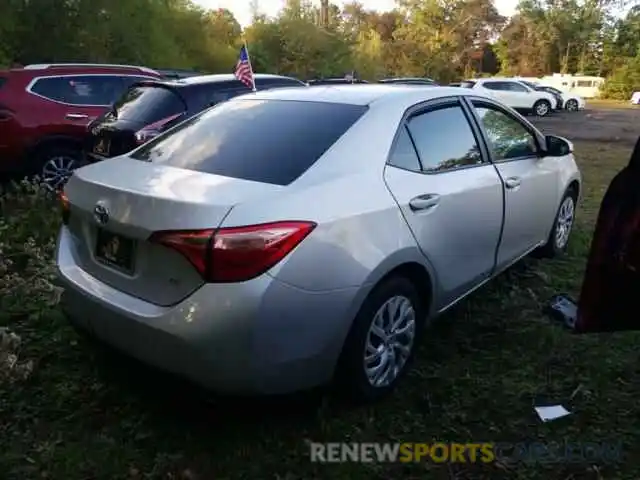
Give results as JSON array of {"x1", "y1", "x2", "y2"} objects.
[{"x1": 0, "y1": 63, "x2": 162, "y2": 188}]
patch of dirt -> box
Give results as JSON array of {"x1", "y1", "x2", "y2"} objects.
[{"x1": 530, "y1": 106, "x2": 640, "y2": 146}]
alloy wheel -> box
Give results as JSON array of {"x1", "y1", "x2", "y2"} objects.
[
  {"x1": 41, "y1": 156, "x2": 77, "y2": 191},
  {"x1": 555, "y1": 196, "x2": 575, "y2": 250},
  {"x1": 363, "y1": 295, "x2": 416, "y2": 388}
]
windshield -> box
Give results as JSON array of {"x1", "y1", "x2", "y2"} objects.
[
  {"x1": 130, "y1": 99, "x2": 368, "y2": 186},
  {"x1": 112, "y1": 85, "x2": 187, "y2": 124}
]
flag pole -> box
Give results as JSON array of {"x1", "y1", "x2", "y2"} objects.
[{"x1": 243, "y1": 39, "x2": 257, "y2": 92}]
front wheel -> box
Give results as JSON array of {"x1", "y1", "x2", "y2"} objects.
[
  {"x1": 565, "y1": 99, "x2": 579, "y2": 112},
  {"x1": 533, "y1": 100, "x2": 551, "y2": 117},
  {"x1": 335, "y1": 276, "x2": 425, "y2": 403}
]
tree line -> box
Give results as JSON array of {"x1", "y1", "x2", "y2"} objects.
[{"x1": 1, "y1": 0, "x2": 639, "y2": 98}]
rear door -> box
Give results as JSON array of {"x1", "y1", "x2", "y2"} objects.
[
  {"x1": 28, "y1": 74, "x2": 132, "y2": 131},
  {"x1": 383, "y1": 98, "x2": 504, "y2": 309},
  {"x1": 465, "y1": 97, "x2": 560, "y2": 269}
]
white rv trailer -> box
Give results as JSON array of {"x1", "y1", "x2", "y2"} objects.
[{"x1": 540, "y1": 73, "x2": 604, "y2": 98}]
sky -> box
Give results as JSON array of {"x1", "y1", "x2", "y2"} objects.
[{"x1": 192, "y1": 0, "x2": 520, "y2": 27}]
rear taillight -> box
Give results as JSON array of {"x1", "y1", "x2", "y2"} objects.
[
  {"x1": 134, "y1": 112, "x2": 184, "y2": 145},
  {"x1": 134, "y1": 129, "x2": 160, "y2": 145},
  {"x1": 149, "y1": 221, "x2": 316, "y2": 283},
  {"x1": 59, "y1": 192, "x2": 70, "y2": 224}
]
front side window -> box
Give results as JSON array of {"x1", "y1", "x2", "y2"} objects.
[
  {"x1": 30, "y1": 75, "x2": 128, "y2": 105},
  {"x1": 473, "y1": 102, "x2": 538, "y2": 161},
  {"x1": 130, "y1": 99, "x2": 367, "y2": 186},
  {"x1": 406, "y1": 104, "x2": 484, "y2": 173}
]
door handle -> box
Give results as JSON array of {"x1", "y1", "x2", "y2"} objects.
[
  {"x1": 409, "y1": 194, "x2": 440, "y2": 211},
  {"x1": 505, "y1": 177, "x2": 521, "y2": 189},
  {"x1": 66, "y1": 113, "x2": 89, "y2": 120}
]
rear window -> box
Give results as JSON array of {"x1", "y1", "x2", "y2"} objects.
[
  {"x1": 460, "y1": 81, "x2": 476, "y2": 88},
  {"x1": 113, "y1": 85, "x2": 186, "y2": 124},
  {"x1": 130, "y1": 99, "x2": 368, "y2": 186}
]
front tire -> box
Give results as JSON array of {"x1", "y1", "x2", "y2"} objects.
[
  {"x1": 335, "y1": 275, "x2": 425, "y2": 403},
  {"x1": 565, "y1": 99, "x2": 579, "y2": 112},
  {"x1": 533, "y1": 100, "x2": 551, "y2": 117},
  {"x1": 538, "y1": 189, "x2": 577, "y2": 258}
]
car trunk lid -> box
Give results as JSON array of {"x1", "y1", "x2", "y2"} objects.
[{"x1": 63, "y1": 157, "x2": 284, "y2": 306}]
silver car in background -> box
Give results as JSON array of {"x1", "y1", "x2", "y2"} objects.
[{"x1": 56, "y1": 85, "x2": 581, "y2": 402}]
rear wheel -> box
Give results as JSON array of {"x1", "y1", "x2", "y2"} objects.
[
  {"x1": 533, "y1": 100, "x2": 551, "y2": 117},
  {"x1": 335, "y1": 275, "x2": 425, "y2": 403},
  {"x1": 537, "y1": 188, "x2": 577, "y2": 258},
  {"x1": 34, "y1": 145, "x2": 84, "y2": 191},
  {"x1": 565, "y1": 99, "x2": 579, "y2": 112}
]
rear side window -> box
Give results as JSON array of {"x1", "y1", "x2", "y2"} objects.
[
  {"x1": 131, "y1": 99, "x2": 367, "y2": 185},
  {"x1": 460, "y1": 81, "x2": 476, "y2": 88},
  {"x1": 0, "y1": 77, "x2": 6, "y2": 89},
  {"x1": 30, "y1": 75, "x2": 128, "y2": 105},
  {"x1": 112, "y1": 86, "x2": 186, "y2": 124}
]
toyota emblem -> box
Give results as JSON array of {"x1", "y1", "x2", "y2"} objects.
[{"x1": 94, "y1": 203, "x2": 110, "y2": 225}]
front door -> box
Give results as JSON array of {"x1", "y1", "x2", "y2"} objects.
[
  {"x1": 383, "y1": 98, "x2": 504, "y2": 310},
  {"x1": 467, "y1": 98, "x2": 560, "y2": 269}
]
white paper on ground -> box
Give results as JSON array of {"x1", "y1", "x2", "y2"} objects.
[{"x1": 534, "y1": 405, "x2": 571, "y2": 422}]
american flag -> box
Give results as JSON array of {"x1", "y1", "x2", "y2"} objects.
[{"x1": 234, "y1": 45, "x2": 255, "y2": 90}]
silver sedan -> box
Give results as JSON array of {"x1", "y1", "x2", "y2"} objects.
[{"x1": 56, "y1": 85, "x2": 581, "y2": 402}]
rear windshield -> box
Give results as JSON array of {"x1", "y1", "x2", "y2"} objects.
[
  {"x1": 112, "y1": 85, "x2": 186, "y2": 124},
  {"x1": 130, "y1": 99, "x2": 368, "y2": 185},
  {"x1": 460, "y1": 81, "x2": 476, "y2": 88}
]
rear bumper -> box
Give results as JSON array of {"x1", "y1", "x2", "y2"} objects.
[{"x1": 56, "y1": 226, "x2": 358, "y2": 395}]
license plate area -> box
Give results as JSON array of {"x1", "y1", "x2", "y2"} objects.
[
  {"x1": 95, "y1": 229, "x2": 136, "y2": 274},
  {"x1": 93, "y1": 137, "x2": 110, "y2": 155}
]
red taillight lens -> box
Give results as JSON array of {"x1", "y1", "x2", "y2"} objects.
[
  {"x1": 59, "y1": 192, "x2": 70, "y2": 224},
  {"x1": 134, "y1": 129, "x2": 160, "y2": 145},
  {"x1": 134, "y1": 112, "x2": 183, "y2": 145},
  {"x1": 149, "y1": 221, "x2": 316, "y2": 283}
]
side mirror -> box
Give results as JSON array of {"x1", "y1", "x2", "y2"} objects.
[{"x1": 545, "y1": 135, "x2": 573, "y2": 157}]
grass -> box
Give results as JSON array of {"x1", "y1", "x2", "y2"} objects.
[{"x1": 1, "y1": 140, "x2": 639, "y2": 480}]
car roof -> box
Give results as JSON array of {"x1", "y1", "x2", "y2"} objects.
[
  {"x1": 155, "y1": 73, "x2": 302, "y2": 87},
  {"x1": 240, "y1": 84, "x2": 475, "y2": 107},
  {"x1": 472, "y1": 77, "x2": 521, "y2": 82}
]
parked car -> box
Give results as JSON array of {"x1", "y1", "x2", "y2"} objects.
[
  {"x1": 632, "y1": 92, "x2": 640, "y2": 105},
  {"x1": 517, "y1": 80, "x2": 586, "y2": 112},
  {"x1": 307, "y1": 77, "x2": 369, "y2": 85},
  {"x1": 0, "y1": 63, "x2": 162, "y2": 188},
  {"x1": 460, "y1": 78, "x2": 557, "y2": 116},
  {"x1": 155, "y1": 68, "x2": 202, "y2": 80},
  {"x1": 57, "y1": 85, "x2": 581, "y2": 401},
  {"x1": 84, "y1": 73, "x2": 306, "y2": 164},
  {"x1": 515, "y1": 80, "x2": 563, "y2": 110},
  {"x1": 378, "y1": 77, "x2": 438, "y2": 86}
]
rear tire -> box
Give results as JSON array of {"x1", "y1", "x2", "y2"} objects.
[
  {"x1": 533, "y1": 100, "x2": 551, "y2": 117},
  {"x1": 335, "y1": 275, "x2": 426, "y2": 403},
  {"x1": 537, "y1": 188, "x2": 577, "y2": 258},
  {"x1": 32, "y1": 145, "x2": 84, "y2": 191}
]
